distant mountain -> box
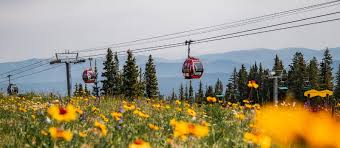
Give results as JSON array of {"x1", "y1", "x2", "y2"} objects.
[{"x1": 0, "y1": 47, "x2": 339, "y2": 95}]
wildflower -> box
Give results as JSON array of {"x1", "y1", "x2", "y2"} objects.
[
  {"x1": 49, "y1": 127, "x2": 73, "y2": 141},
  {"x1": 152, "y1": 103, "x2": 161, "y2": 108},
  {"x1": 133, "y1": 110, "x2": 149, "y2": 118},
  {"x1": 47, "y1": 104, "x2": 77, "y2": 122},
  {"x1": 148, "y1": 123, "x2": 160, "y2": 131},
  {"x1": 245, "y1": 104, "x2": 252, "y2": 109},
  {"x1": 243, "y1": 99, "x2": 250, "y2": 103},
  {"x1": 75, "y1": 107, "x2": 83, "y2": 114},
  {"x1": 31, "y1": 114, "x2": 36, "y2": 120},
  {"x1": 187, "y1": 108, "x2": 196, "y2": 117},
  {"x1": 235, "y1": 112, "x2": 245, "y2": 120},
  {"x1": 41, "y1": 130, "x2": 48, "y2": 136},
  {"x1": 124, "y1": 103, "x2": 136, "y2": 111},
  {"x1": 79, "y1": 131, "x2": 87, "y2": 137},
  {"x1": 166, "y1": 138, "x2": 173, "y2": 144},
  {"x1": 247, "y1": 80, "x2": 259, "y2": 89},
  {"x1": 92, "y1": 106, "x2": 99, "y2": 112},
  {"x1": 100, "y1": 114, "x2": 109, "y2": 122},
  {"x1": 170, "y1": 119, "x2": 209, "y2": 140},
  {"x1": 129, "y1": 139, "x2": 151, "y2": 148},
  {"x1": 111, "y1": 112, "x2": 122, "y2": 121},
  {"x1": 19, "y1": 107, "x2": 27, "y2": 113},
  {"x1": 188, "y1": 123, "x2": 209, "y2": 138},
  {"x1": 175, "y1": 100, "x2": 181, "y2": 105},
  {"x1": 94, "y1": 121, "x2": 107, "y2": 137},
  {"x1": 206, "y1": 96, "x2": 217, "y2": 103}
]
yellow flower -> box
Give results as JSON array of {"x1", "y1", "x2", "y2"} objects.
[
  {"x1": 235, "y1": 112, "x2": 245, "y2": 120},
  {"x1": 124, "y1": 104, "x2": 136, "y2": 111},
  {"x1": 49, "y1": 127, "x2": 73, "y2": 141},
  {"x1": 94, "y1": 121, "x2": 107, "y2": 137},
  {"x1": 41, "y1": 130, "x2": 48, "y2": 136},
  {"x1": 79, "y1": 131, "x2": 87, "y2": 137},
  {"x1": 129, "y1": 139, "x2": 151, "y2": 148},
  {"x1": 243, "y1": 99, "x2": 250, "y2": 103},
  {"x1": 47, "y1": 104, "x2": 77, "y2": 122},
  {"x1": 188, "y1": 123, "x2": 209, "y2": 138},
  {"x1": 19, "y1": 107, "x2": 27, "y2": 112},
  {"x1": 247, "y1": 80, "x2": 259, "y2": 89},
  {"x1": 100, "y1": 114, "x2": 109, "y2": 122},
  {"x1": 187, "y1": 108, "x2": 196, "y2": 117},
  {"x1": 133, "y1": 110, "x2": 149, "y2": 118},
  {"x1": 148, "y1": 123, "x2": 160, "y2": 131},
  {"x1": 31, "y1": 114, "x2": 36, "y2": 120},
  {"x1": 152, "y1": 103, "x2": 161, "y2": 108},
  {"x1": 175, "y1": 100, "x2": 181, "y2": 105},
  {"x1": 75, "y1": 107, "x2": 83, "y2": 114},
  {"x1": 111, "y1": 112, "x2": 122, "y2": 121},
  {"x1": 92, "y1": 106, "x2": 99, "y2": 112},
  {"x1": 170, "y1": 119, "x2": 209, "y2": 139},
  {"x1": 206, "y1": 96, "x2": 217, "y2": 103},
  {"x1": 245, "y1": 104, "x2": 252, "y2": 109}
]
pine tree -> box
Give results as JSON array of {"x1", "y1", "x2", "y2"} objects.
[
  {"x1": 189, "y1": 80, "x2": 194, "y2": 103},
  {"x1": 262, "y1": 69, "x2": 273, "y2": 103},
  {"x1": 334, "y1": 64, "x2": 340, "y2": 104},
  {"x1": 185, "y1": 84, "x2": 189, "y2": 101},
  {"x1": 84, "y1": 84, "x2": 90, "y2": 96},
  {"x1": 73, "y1": 83, "x2": 79, "y2": 96},
  {"x1": 288, "y1": 52, "x2": 307, "y2": 101},
  {"x1": 101, "y1": 48, "x2": 114, "y2": 96},
  {"x1": 137, "y1": 68, "x2": 145, "y2": 97},
  {"x1": 144, "y1": 55, "x2": 159, "y2": 99},
  {"x1": 273, "y1": 54, "x2": 285, "y2": 76},
  {"x1": 197, "y1": 80, "x2": 204, "y2": 103},
  {"x1": 205, "y1": 85, "x2": 214, "y2": 97},
  {"x1": 224, "y1": 83, "x2": 233, "y2": 102},
  {"x1": 78, "y1": 83, "x2": 84, "y2": 96},
  {"x1": 214, "y1": 78, "x2": 223, "y2": 96},
  {"x1": 122, "y1": 50, "x2": 139, "y2": 100},
  {"x1": 112, "y1": 52, "x2": 122, "y2": 96},
  {"x1": 227, "y1": 68, "x2": 239, "y2": 102},
  {"x1": 238, "y1": 64, "x2": 248, "y2": 101},
  {"x1": 179, "y1": 83, "x2": 184, "y2": 101},
  {"x1": 258, "y1": 63, "x2": 265, "y2": 103},
  {"x1": 307, "y1": 57, "x2": 319, "y2": 89},
  {"x1": 248, "y1": 63, "x2": 260, "y2": 102},
  {"x1": 171, "y1": 88, "x2": 177, "y2": 100},
  {"x1": 319, "y1": 48, "x2": 333, "y2": 90}
]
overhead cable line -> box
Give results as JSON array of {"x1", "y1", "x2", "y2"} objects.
[
  {"x1": 80, "y1": 12, "x2": 340, "y2": 59},
  {"x1": 76, "y1": 0, "x2": 340, "y2": 53},
  {"x1": 0, "y1": 64, "x2": 63, "y2": 84}
]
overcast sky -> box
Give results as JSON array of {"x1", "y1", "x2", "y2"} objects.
[{"x1": 1, "y1": 0, "x2": 339, "y2": 62}]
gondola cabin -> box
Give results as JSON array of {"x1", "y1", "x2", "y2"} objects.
[
  {"x1": 7, "y1": 84, "x2": 18, "y2": 95},
  {"x1": 82, "y1": 68, "x2": 96, "y2": 83},
  {"x1": 182, "y1": 57, "x2": 204, "y2": 79}
]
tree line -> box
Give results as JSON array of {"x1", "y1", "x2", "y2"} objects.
[
  {"x1": 76, "y1": 48, "x2": 339, "y2": 105},
  {"x1": 170, "y1": 48, "x2": 340, "y2": 105}
]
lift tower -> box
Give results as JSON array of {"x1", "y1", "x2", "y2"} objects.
[{"x1": 50, "y1": 51, "x2": 85, "y2": 97}]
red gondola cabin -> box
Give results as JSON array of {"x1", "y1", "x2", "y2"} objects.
[
  {"x1": 182, "y1": 57, "x2": 204, "y2": 79},
  {"x1": 82, "y1": 68, "x2": 96, "y2": 83}
]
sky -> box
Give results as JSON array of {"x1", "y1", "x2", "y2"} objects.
[{"x1": 0, "y1": 0, "x2": 340, "y2": 62}]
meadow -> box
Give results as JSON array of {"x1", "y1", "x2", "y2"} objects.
[{"x1": 0, "y1": 93, "x2": 339, "y2": 148}]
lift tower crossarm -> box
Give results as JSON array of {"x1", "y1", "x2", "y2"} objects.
[{"x1": 50, "y1": 51, "x2": 85, "y2": 97}]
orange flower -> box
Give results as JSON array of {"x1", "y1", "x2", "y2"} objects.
[
  {"x1": 206, "y1": 96, "x2": 217, "y2": 103},
  {"x1": 129, "y1": 139, "x2": 151, "y2": 148}
]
